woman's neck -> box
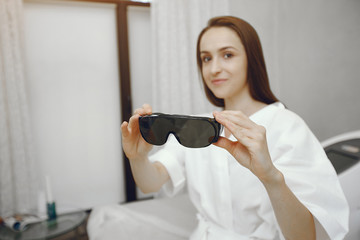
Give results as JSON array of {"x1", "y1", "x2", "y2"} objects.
[{"x1": 224, "y1": 93, "x2": 267, "y2": 117}]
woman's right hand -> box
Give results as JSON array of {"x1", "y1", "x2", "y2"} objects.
[{"x1": 121, "y1": 104, "x2": 153, "y2": 160}]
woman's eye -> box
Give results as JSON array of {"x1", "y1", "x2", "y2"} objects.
[
  {"x1": 202, "y1": 56, "x2": 211, "y2": 63},
  {"x1": 224, "y1": 53, "x2": 233, "y2": 59}
]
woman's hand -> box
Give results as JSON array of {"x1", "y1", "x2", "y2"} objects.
[
  {"x1": 213, "y1": 110, "x2": 280, "y2": 183},
  {"x1": 121, "y1": 104, "x2": 170, "y2": 193},
  {"x1": 121, "y1": 104, "x2": 153, "y2": 160},
  {"x1": 214, "y1": 111, "x2": 316, "y2": 239}
]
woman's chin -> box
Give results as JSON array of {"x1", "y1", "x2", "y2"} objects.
[{"x1": 212, "y1": 91, "x2": 227, "y2": 100}]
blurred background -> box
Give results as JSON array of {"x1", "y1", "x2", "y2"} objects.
[{"x1": 1, "y1": 0, "x2": 359, "y2": 223}]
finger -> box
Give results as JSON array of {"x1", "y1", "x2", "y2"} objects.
[
  {"x1": 214, "y1": 113, "x2": 256, "y2": 148},
  {"x1": 134, "y1": 104, "x2": 153, "y2": 116},
  {"x1": 214, "y1": 111, "x2": 261, "y2": 141},
  {"x1": 213, "y1": 111, "x2": 233, "y2": 130},
  {"x1": 213, "y1": 136, "x2": 248, "y2": 157},
  {"x1": 213, "y1": 136, "x2": 235, "y2": 151},
  {"x1": 134, "y1": 108, "x2": 146, "y2": 115},
  {"x1": 233, "y1": 127, "x2": 259, "y2": 140},
  {"x1": 215, "y1": 111, "x2": 256, "y2": 129},
  {"x1": 121, "y1": 121, "x2": 130, "y2": 138},
  {"x1": 142, "y1": 103, "x2": 153, "y2": 115},
  {"x1": 128, "y1": 114, "x2": 140, "y2": 133},
  {"x1": 214, "y1": 112, "x2": 244, "y2": 138}
]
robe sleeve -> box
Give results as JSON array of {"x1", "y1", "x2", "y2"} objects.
[
  {"x1": 268, "y1": 109, "x2": 349, "y2": 239},
  {"x1": 149, "y1": 135, "x2": 186, "y2": 197}
]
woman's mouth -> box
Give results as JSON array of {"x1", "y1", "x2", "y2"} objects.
[{"x1": 211, "y1": 79, "x2": 227, "y2": 85}]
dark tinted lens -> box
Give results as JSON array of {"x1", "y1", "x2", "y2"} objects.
[
  {"x1": 139, "y1": 116, "x2": 172, "y2": 145},
  {"x1": 176, "y1": 119, "x2": 217, "y2": 148}
]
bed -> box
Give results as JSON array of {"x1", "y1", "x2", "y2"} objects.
[{"x1": 87, "y1": 193, "x2": 197, "y2": 240}]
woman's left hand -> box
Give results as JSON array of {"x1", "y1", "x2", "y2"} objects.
[{"x1": 213, "y1": 110, "x2": 279, "y2": 183}]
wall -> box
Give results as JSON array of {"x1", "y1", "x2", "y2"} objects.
[
  {"x1": 128, "y1": 6, "x2": 153, "y2": 110},
  {"x1": 24, "y1": 0, "x2": 124, "y2": 212},
  {"x1": 230, "y1": 0, "x2": 360, "y2": 141},
  {"x1": 126, "y1": 5, "x2": 154, "y2": 199},
  {"x1": 23, "y1": 0, "x2": 360, "y2": 209}
]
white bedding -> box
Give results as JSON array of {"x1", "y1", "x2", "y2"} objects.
[{"x1": 87, "y1": 193, "x2": 197, "y2": 240}]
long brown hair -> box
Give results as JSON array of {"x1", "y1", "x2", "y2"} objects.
[{"x1": 196, "y1": 16, "x2": 278, "y2": 107}]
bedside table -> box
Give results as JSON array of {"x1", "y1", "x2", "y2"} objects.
[{"x1": 0, "y1": 211, "x2": 87, "y2": 240}]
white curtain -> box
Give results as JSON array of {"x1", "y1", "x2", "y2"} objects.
[
  {"x1": 151, "y1": 0, "x2": 229, "y2": 115},
  {"x1": 0, "y1": 0, "x2": 39, "y2": 217}
]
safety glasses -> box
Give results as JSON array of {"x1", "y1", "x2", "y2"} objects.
[{"x1": 139, "y1": 113, "x2": 223, "y2": 148}]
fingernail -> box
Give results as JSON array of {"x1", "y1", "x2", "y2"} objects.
[{"x1": 213, "y1": 111, "x2": 220, "y2": 116}]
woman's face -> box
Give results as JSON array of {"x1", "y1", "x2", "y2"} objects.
[{"x1": 200, "y1": 27, "x2": 248, "y2": 101}]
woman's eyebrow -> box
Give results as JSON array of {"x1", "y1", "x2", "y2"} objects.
[
  {"x1": 200, "y1": 50, "x2": 210, "y2": 55},
  {"x1": 200, "y1": 46, "x2": 238, "y2": 54},
  {"x1": 219, "y1": 46, "x2": 238, "y2": 51}
]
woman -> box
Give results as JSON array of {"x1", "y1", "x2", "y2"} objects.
[{"x1": 121, "y1": 16, "x2": 348, "y2": 239}]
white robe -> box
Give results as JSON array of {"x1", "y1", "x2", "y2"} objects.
[{"x1": 150, "y1": 102, "x2": 349, "y2": 239}]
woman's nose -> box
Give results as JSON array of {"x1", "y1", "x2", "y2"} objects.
[{"x1": 210, "y1": 58, "x2": 222, "y2": 75}]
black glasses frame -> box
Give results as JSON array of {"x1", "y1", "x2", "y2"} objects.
[{"x1": 138, "y1": 113, "x2": 223, "y2": 148}]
